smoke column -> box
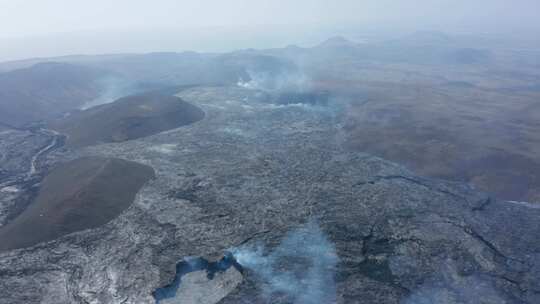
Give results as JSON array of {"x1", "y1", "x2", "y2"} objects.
[{"x1": 232, "y1": 221, "x2": 338, "y2": 304}]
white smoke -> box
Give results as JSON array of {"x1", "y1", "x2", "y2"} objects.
[
  {"x1": 81, "y1": 76, "x2": 134, "y2": 110},
  {"x1": 232, "y1": 221, "x2": 338, "y2": 304},
  {"x1": 237, "y1": 69, "x2": 311, "y2": 93}
]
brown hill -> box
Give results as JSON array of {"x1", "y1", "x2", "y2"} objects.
[
  {"x1": 50, "y1": 93, "x2": 205, "y2": 148},
  {"x1": 0, "y1": 62, "x2": 106, "y2": 127},
  {"x1": 0, "y1": 157, "x2": 154, "y2": 252}
]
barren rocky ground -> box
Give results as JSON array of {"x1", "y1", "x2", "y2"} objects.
[{"x1": 0, "y1": 86, "x2": 538, "y2": 304}]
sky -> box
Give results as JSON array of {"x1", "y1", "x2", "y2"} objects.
[{"x1": 0, "y1": 0, "x2": 539, "y2": 61}]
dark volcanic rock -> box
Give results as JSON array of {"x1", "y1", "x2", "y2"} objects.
[
  {"x1": 0, "y1": 127, "x2": 60, "y2": 227},
  {"x1": 272, "y1": 90, "x2": 330, "y2": 106},
  {"x1": 0, "y1": 86, "x2": 538, "y2": 304}
]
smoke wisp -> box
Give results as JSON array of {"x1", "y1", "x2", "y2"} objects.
[
  {"x1": 81, "y1": 76, "x2": 135, "y2": 110},
  {"x1": 237, "y1": 68, "x2": 311, "y2": 93},
  {"x1": 231, "y1": 221, "x2": 338, "y2": 304}
]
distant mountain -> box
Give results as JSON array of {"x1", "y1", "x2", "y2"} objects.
[
  {"x1": 0, "y1": 52, "x2": 297, "y2": 128},
  {"x1": 0, "y1": 54, "x2": 131, "y2": 73},
  {"x1": 0, "y1": 62, "x2": 107, "y2": 127},
  {"x1": 315, "y1": 36, "x2": 359, "y2": 49},
  {"x1": 0, "y1": 34, "x2": 497, "y2": 129},
  {"x1": 261, "y1": 34, "x2": 494, "y2": 67},
  {"x1": 81, "y1": 52, "x2": 247, "y2": 86}
]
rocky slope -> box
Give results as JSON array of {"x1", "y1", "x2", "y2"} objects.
[
  {"x1": 0, "y1": 86, "x2": 538, "y2": 304},
  {"x1": 0, "y1": 62, "x2": 107, "y2": 127}
]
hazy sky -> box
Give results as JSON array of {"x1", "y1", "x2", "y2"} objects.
[
  {"x1": 2, "y1": 0, "x2": 539, "y2": 37},
  {"x1": 0, "y1": 0, "x2": 539, "y2": 61}
]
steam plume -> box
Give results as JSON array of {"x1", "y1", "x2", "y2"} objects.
[
  {"x1": 232, "y1": 221, "x2": 338, "y2": 304},
  {"x1": 237, "y1": 69, "x2": 311, "y2": 93},
  {"x1": 81, "y1": 76, "x2": 134, "y2": 110}
]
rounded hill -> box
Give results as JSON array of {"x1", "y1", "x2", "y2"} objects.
[
  {"x1": 0, "y1": 157, "x2": 155, "y2": 252},
  {"x1": 51, "y1": 93, "x2": 205, "y2": 148}
]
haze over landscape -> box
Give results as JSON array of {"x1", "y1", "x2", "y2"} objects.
[
  {"x1": 0, "y1": 1, "x2": 540, "y2": 304},
  {"x1": 1, "y1": 0, "x2": 539, "y2": 61}
]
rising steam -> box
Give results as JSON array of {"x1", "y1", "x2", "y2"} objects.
[
  {"x1": 81, "y1": 76, "x2": 134, "y2": 110},
  {"x1": 237, "y1": 68, "x2": 311, "y2": 93},
  {"x1": 231, "y1": 221, "x2": 338, "y2": 304}
]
